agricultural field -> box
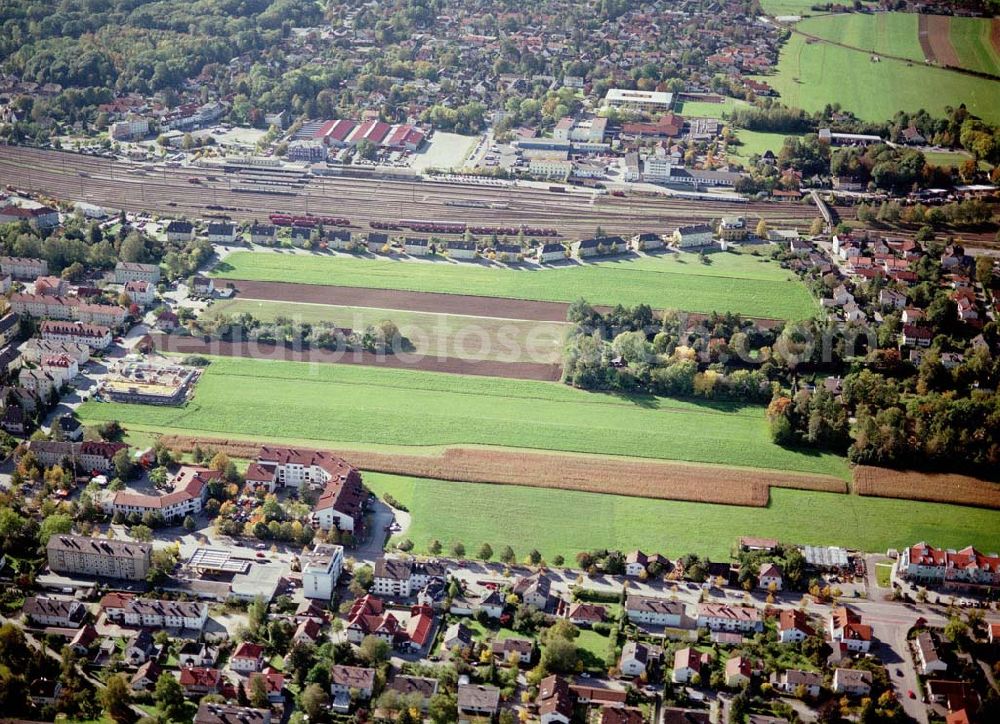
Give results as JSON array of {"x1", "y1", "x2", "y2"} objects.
[
  {"x1": 759, "y1": 1, "x2": 879, "y2": 18},
  {"x1": 760, "y1": 31, "x2": 1000, "y2": 124},
  {"x1": 366, "y1": 473, "x2": 1000, "y2": 561},
  {"x1": 948, "y1": 16, "x2": 1000, "y2": 75},
  {"x1": 207, "y1": 298, "x2": 569, "y2": 364},
  {"x1": 796, "y1": 12, "x2": 925, "y2": 62},
  {"x1": 212, "y1": 250, "x2": 819, "y2": 321},
  {"x1": 76, "y1": 356, "x2": 850, "y2": 478}
]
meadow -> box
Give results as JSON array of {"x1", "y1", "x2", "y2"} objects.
[
  {"x1": 796, "y1": 12, "x2": 925, "y2": 62},
  {"x1": 212, "y1": 250, "x2": 819, "y2": 321},
  {"x1": 729, "y1": 130, "x2": 801, "y2": 162},
  {"x1": 760, "y1": 31, "x2": 1000, "y2": 124},
  {"x1": 208, "y1": 298, "x2": 569, "y2": 364},
  {"x1": 366, "y1": 473, "x2": 1000, "y2": 561},
  {"x1": 76, "y1": 356, "x2": 849, "y2": 478},
  {"x1": 948, "y1": 16, "x2": 1000, "y2": 75}
]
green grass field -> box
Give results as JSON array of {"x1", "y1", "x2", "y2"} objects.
[
  {"x1": 729, "y1": 130, "x2": 802, "y2": 162},
  {"x1": 761, "y1": 31, "x2": 1000, "y2": 124},
  {"x1": 208, "y1": 298, "x2": 569, "y2": 364},
  {"x1": 760, "y1": 1, "x2": 878, "y2": 17},
  {"x1": 212, "y1": 250, "x2": 819, "y2": 321},
  {"x1": 796, "y1": 12, "x2": 924, "y2": 62},
  {"x1": 949, "y1": 16, "x2": 1000, "y2": 75},
  {"x1": 76, "y1": 356, "x2": 849, "y2": 477},
  {"x1": 675, "y1": 98, "x2": 749, "y2": 119},
  {"x1": 368, "y1": 473, "x2": 1000, "y2": 561}
]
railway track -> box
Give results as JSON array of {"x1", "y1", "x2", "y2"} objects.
[{"x1": 0, "y1": 146, "x2": 828, "y2": 236}]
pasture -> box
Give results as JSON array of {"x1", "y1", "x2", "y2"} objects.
[
  {"x1": 761, "y1": 31, "x2": 1000, "y2": 124},
  {"x1": 796, "y1": 12, "x2": 925, "y2": 62},
  {"x1": 76, "y1": 356, "x2": 850, "y2": 478},
  {"x1": 728, "y1": 130, "x2": 801, "y2": 162},
  {"x1": 948, "y1": 16, "x2": 1000, "y2": 75},
  {"x1": 212, "y1": 250, "x2": 819, "y2": 321},
  {"x1": 207, "y1": 298, "x2": 569, "y2": 364},
  {"x1": 675, "y1": 98, "x2": 749, "y2": 119},
  {"x1": 366, "y1": 473, "x2": 1000, "y2": 561}
]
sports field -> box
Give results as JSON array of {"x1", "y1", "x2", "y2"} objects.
[
  {"x1": 76, "y1": 356, "x2": 849, "y2": 478},
  {"x1": 212, "y1": 250, "x2": 819, "y2": 320},
  {"x1": 675, "y1": 98, "x2": 749, "y2": 119},
  {"x1": 761, "y1": 32, "x2": 1000, "y2": 124},
  {"x1": 208, "y1": 298, "x2": 569, "y2": 364},
  {"x1": 366, "y1": 473, "x2": 1000, "y2": 561}
]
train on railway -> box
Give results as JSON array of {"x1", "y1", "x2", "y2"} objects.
[
  {"x1": 368, "y1": 218, "x2": 558, "y2": 237},
  {"x1": 268, "y1": 213, "x2": 351, "y2": 227}
]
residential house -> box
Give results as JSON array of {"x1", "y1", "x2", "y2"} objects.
[
  {"x1": 672, "y1": 647, "x2": 711, "y2": 684},
  {"x1": 442, "y1": 622, "x2": 474, "y2": 652},
  {"x1": 899, "y1": 542, "x2": 1000, "y2": 591},
  {"x1": 249, "y1": 223, "x2": 277, "y2": 245},
  {"x1": 69, "y1": 624, "x2": 99, "y2": 656},
  {"x1": 190, "y1": 275, "x2": 215, "y2": 297},
  {"x1": 458, "y1": 684, "x2": 500, "y2": 723},
  {"x1": 832, "y1": 668, "x2": 871, "y2": 696},
  {"x1": 179, "y1": 667, "x2": 223, "y2": 697},
  {"x1": 293, "y1": 618, "x2": 323, "y2": 645},
  {"x1": 24, "y1": 596, "x2": 86, "y2": 627},
  {"x1": 536, "y1": 242, "x2": 566, "y2": 263},
  {"x1": 124, "y1": 280, "x2": 155, "y2": 306},
  {"x1": 537, "y1": 675, "x2": 575, "y2": 724},
  {"x1": 367, "y1": 232, "x2": 388, "y2": 253},
  {"x1": 194, "y1": 703, "x2": 270, "y2": 724},
  {"x1": 915, "y1": 631, "x2": 948, "y2": 675},
  {"x1": 492, "y1": 637, "x2": 534, "y2": 666},
  {"x1": 697, "y1": 604, "x2": 763, "y2": 633},
  {"x1": 619, "y1": 640, "x2": 662, "y2": 678},
  {"x1": 513, "y1": 572, "x2": 552, "y2": 610},
  {"x1": 248, "y1": 670, "x2": 284, "y2": 704},
  {"x1": 0, "y1": 256, "x2": 48, "y2": 279},
  {"x1": 725, "y1": 656, "x2": 753, "y2": 688},
  {"x1": 771, "y1": 669, "x2": 822, "y2": 698},
  {"x1": 386, "y1": 674, "x2": 439, "y2": 710},
  {"x1": 131, "y1": 660, "x2": 162, "y2": 691},
  {"x1": 758, "y1": 563, "x2": 783, "y2": 591},
  {"x1": 661, "y1": 709, "x2": 710, "y2": 724},
  {"x1": 177, "y1": 642, "x2": 217, "y2": 668},
  {"x1": 601, "y1": 707, "x2": 647, "y2": 724},
  {"x1": 165, "y1": 220, "x2": 195, "y2": 242},
  {"x1": 302, "y1": 543, "x2": 344, "y2": 601},
  {"x1": 124, "y1": 629, "x2": 156, "y2": 665},
  {"x1": 626, "y1": 595, "x2": 686, "y2": 627},
  {"x1": 719, "y1": 217, "x2": 747, "y2": 241},
  {"x1": 231, "y1": 642, "x2": 265, "y2": 673},
  {"x1": 447, "y1": 240, "x2": 478, "y2": 260},
  {"x1": 631, "y1": 233, "x2": 664, "y2": 251},
  {"x1": 672, "y1": 224, "x2": 714, "y2": 248},
  {"x1": 330, "y1": 664, "x2": 375, "y2": 701},
  {"x1": 777, "y1": 609, "x2": 815, "y2": 644},
  {"x1": 207, "y1": 222, "x2": 237, "y2": 244},
  {"x1": 828, "y1": 607, "x2": 873, "y2": 653},
  {"x1": 372, "y1": 557, "x2": 447, "y2": 598},
  {"x1": 565, "y1": 602, "x2": 606, "y2": 627},
  {"x1": 114, "y1": 262, "x2": 161, "y2": 284},
  {"x1": 404, "y1": 237, "x2": 429, "y2": 256}
]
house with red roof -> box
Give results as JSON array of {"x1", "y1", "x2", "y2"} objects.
[
  {"x1": 899, "y1": 542, "x2": 1000, "y2": 591},
  {"x1": 179, "y1": 667, "x2": 223, "y2": 696},
  {"x1": 231, "y1": 642, "x2": 265, "y2": 673},
  {"x1": 828, "y1": 606, "x2": 873, "y2": 653},
  {"x1": 777, "y1": 609, "x2": 815, "y2": 644}
]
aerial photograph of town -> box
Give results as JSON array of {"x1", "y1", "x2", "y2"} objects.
[{"x1": 0, "y1": 0, "x2": 998, "y2": 723}]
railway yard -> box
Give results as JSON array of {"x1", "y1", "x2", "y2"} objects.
[{"x1": 0, "y1": 145, "x2": 829, "y2": 237}]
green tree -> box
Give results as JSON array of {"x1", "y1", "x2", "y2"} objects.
[
  {"x1": 38, "y1": 513, "x2": 73, "y2": 545},
  {"x1": 500, "y1": 546, "x2": 515, "y2": 565},
  {"x1": 249, "y1": 673, "x2": 269, "y2": 708},
  {"x1": 478, "y1": 543, "x2": 493, "y2": 561},
  {"x1": 359, "y1": 635, "x2": 391, "y2": 665},
  {"x1": 131, "y1": 525, "x2": 153, "y2": 542},
  {"x1": 300, "y1": 683, "x2": 329, "y2": 720},
  {"x1": 155, "y1": 671, "x2": 187, "y2": 720},
  {"x1": 100, "y1": 673, "x2": 133, "y2": 722},
  {"x1": 183, "y1": 515, "x2": 196, "y2": 532}
]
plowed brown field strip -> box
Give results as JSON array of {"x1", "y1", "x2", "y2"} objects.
[
  {"x1": 923, "y1": 14, "x2": 961, "y2": 67},
  {"x1": 161, "y1": 435, "x2": 846, "y2": 507},
  {"x1": 153, "y1": 333, "x2": 563, "y2": 381},
  {"x1": 854, "y1": 466, "x2": 1000, "y2": 509}
]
